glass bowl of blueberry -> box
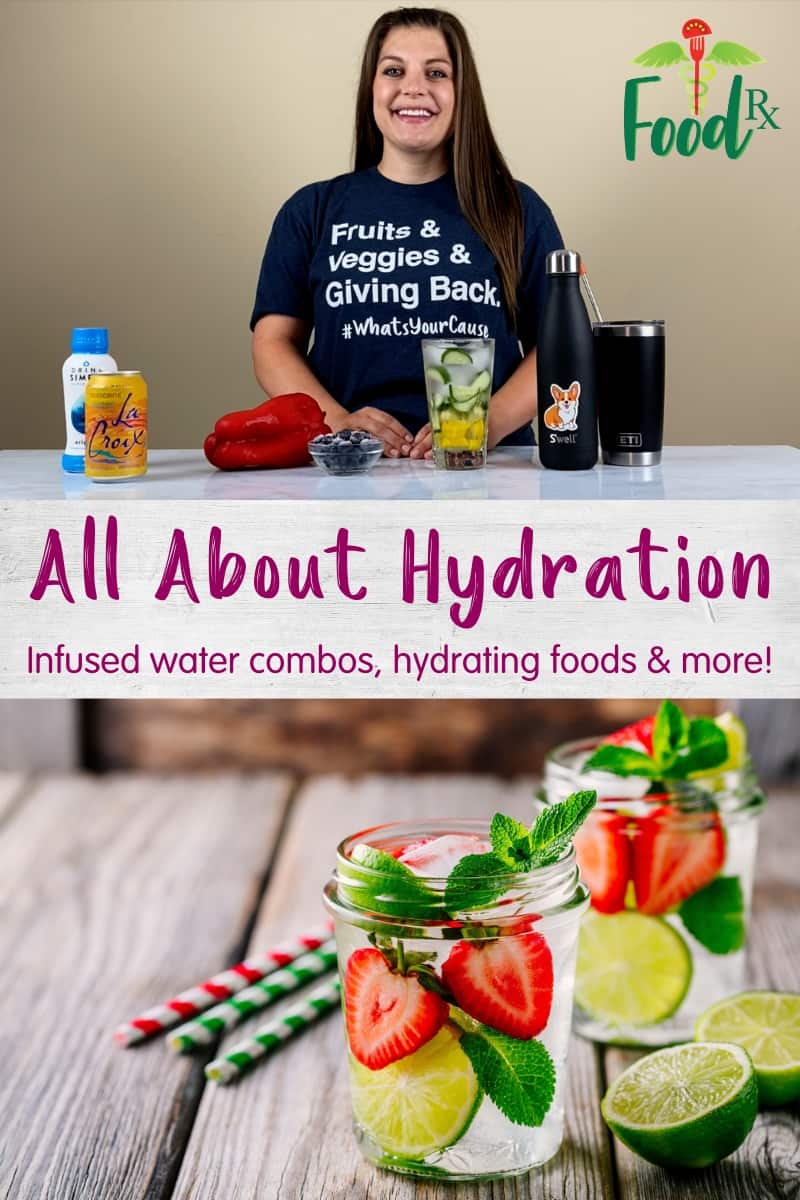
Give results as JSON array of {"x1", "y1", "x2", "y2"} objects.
[{"x1": 308, "y1": 429, "x2": 384, "y2": 476}]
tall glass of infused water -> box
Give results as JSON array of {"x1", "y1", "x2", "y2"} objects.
[{"x1": 422, "y1": 338, "x2": 494, "y2": 470}]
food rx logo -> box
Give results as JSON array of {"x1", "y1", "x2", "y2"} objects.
[{"x1": 624, "y1": 17, "x2": 780, "y2": 160}]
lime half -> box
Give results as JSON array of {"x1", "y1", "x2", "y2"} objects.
[
  {"x1": 575, "y1": 911, "x2": 692, "y2": 1028},
  {"x1": 602, "y1": 1042, "x2": 758, "y2": 1168},
  {"x1": 696, "y1": 990, "x2": 800, "y2": 1107},
  {"x1": 349, "y1": 1026, "x2": 481, "y2": 1158}
]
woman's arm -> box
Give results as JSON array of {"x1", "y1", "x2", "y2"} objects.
[
  {"x1": 252, "y1": 315, "x2": 413, "y2": 456},
  {"x1": 252, "y1": 314, "x2": 336, "y2": 410},
  {"x1": 409, "y1": 348, "x2": 538, "y2": 458},
  {"x1": 486, "y1": 347, "x2": 538, "y2": 447}
]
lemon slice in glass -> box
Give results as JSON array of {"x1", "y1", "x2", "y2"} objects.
[
  {"x1": 349, "y1": 1026, "x2": 481, "y2": 1158},
  {"x1": 575, "y1": 911, "x2": 692, "y2": 1027}
]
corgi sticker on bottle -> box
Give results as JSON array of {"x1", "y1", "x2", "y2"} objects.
[{"x1": 543, "y1": 381, "x2": 580, "y2": 431}]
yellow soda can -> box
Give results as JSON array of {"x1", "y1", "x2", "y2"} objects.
[{"x1": 85, "y1": 372, "x2": 148, "y2": 480}]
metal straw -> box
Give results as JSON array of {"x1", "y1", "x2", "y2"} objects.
[{"x1": 580, "y1": 263, "x2": 604, "y2": 325}]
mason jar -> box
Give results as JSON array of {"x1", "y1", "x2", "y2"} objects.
[
  {"x1": 543, "y1": 738, "x2": 765, "y2": 1046},
  {"x1": 323, "y1": 818, "x2": 589, "y2": 1182}
]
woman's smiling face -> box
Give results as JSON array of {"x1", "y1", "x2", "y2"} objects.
[{"x1": 372, "y1": 26, "x2": 455, "y2": 160}]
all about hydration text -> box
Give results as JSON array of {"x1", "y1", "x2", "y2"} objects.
[{"x1": 29, "y1": 517, "x2": 770, "y2": 632}]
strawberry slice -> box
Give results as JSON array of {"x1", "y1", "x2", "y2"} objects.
[
  {"x1": 573, "y1": 811, "x2": 631, "y2": 914},
  {"x1": 605, "y1": 715, "x2": 656, "y2": 755},
  {"x1": 632, "y1": 804, "x2": 725, "y2": 915},
  {"x1": 442, "y1": 932, "x2": 553, "y2": 1039},
  {"x1": 344, "y1": 947, "x2": 448, "y2": 1070}
]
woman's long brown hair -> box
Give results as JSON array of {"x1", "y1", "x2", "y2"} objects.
[{"x1": 354, "y1": 7, "x2": 524, "y2": 324}]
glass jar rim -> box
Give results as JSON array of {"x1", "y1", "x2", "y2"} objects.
[
  {"x1": 544, "y1": 735, "x2": 765, "y2": 821},
  {"x1": 325, "y1": 817, "x2": 588, "y2": 932},
  {"x1": 336, "y1": 817, "x2": 575, "y2": 885}
]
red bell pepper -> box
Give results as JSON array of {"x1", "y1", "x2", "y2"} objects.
[{"x1": 204, "y1": 392, "x2": 330, "y2": 471}]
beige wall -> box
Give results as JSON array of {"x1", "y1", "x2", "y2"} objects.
[{"x1": 2, "y1": 0, "x2": 798, "y2": 449}]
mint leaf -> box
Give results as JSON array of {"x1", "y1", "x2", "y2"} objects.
[
  {"x1": 670, "y1": 718, "x2": 729, "y2": 778},
  {"x1": 444, "y1": 853, "x2": 510, "y2": 914},
  {"x1": 341, "y1": 845, "x2": 439, "y2": 919},
  {"x1": 490, "y1": 813, "x2": 533, "y2": 868},
  {"x1": 459, "y1": 1027, "x2": 555, "y2": 1127},
  {"x1": 528, "y1": 791, "x2": 597, "y2": 867},
  {"x1": 582, "y1": 744, "x2": 661, "y2": 778},
  {"x1": 652, "y1": 700, "x2": 689, "y2": 767},
  {"x1": 679, "y1": 876, "x2": 745, "y2": 954}
]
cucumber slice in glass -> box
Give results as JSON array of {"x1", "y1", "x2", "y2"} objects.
[
  {"x1": 441, "y1": 347, "x2": 473, "y2": 366},
  {"x1": 449, "y1": 383, "x2": 481, "y2": 404},
  {"x1": 470, "y1": 369, "x2": 491, "y2": 393},
  {"x1": 426, "y1": 365, "x2": 450, "y2": 387}
]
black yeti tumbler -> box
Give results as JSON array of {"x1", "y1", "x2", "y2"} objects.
[{"x1": 593, "y1": 321, "x2": 665, "y2": 466}]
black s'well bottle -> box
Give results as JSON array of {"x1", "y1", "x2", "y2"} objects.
[{"x1": 536, "y1": 250, "x2": 597, "y2": 470}]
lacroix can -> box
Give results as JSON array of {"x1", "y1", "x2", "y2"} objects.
[{"x1": 85, "y1": 372, "x2": 148, "y2": 480}]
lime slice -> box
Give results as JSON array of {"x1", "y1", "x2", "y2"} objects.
[
  {"x1": 601, "y1": 1042, "x2": 758, "y2": 1167},
  {"x1": 714, "y1": 712, "x2": 748, "y2": 769},
  {"x1": 339, "y1": 844, "x2": 439, "y2": 919},
  {"x1": 575, "y1": 911, "x2": 692, "y2": 1027},
  {"x1": 441, "y1": 347, "x2": 473, "y2": 365},
  {"x1": 349, "y1": 1026, "x2": 482, "y2": 1158},
  {"x1": 696, "y1": 990, "x2": 800, "y2": 1106}
]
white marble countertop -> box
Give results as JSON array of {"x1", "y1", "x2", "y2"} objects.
[{"x1": 1, "y1": 446, "x2": 798, "y2": 501}]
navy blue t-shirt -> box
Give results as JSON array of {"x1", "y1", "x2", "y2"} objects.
[{"x1": 250, "y1": 167, "x2": 563, "y2": 442}]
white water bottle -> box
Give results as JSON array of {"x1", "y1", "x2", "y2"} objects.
[{"x1": 62, "y1": 327, "x2": 117, "y2": 472}]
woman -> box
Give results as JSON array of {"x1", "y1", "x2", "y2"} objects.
[{"x1": 251, "y1": 7, "x2": 563, "y2": 459}]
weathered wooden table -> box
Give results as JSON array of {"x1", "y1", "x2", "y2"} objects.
[{"x1": 1, "y1": 772, "x2": 797, "y2": 1199}]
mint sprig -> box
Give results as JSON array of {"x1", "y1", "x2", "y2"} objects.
[
  {"x1": 652, "y1": 698, "x2": 689, "y2": 765},
  {"x1": 583, "y1": 701, "x2": 729, "y2": 781},
  {"x1": 489, "y1": 813, "x2": 531, "y2": 866},
  {"x1": 580, "y1": 745, "x2": 660, "y2": 778},
  {"x1": 526, "y1": 790, "x2": 597, "y2": 867},
  {"x1": 459, "y1": 1025, "x2": 555, "y2": 1127},
  {"x1": 444, "y1": 791, "x2": 596, "y2": 915},
  {"x1": 444, "y1": 853, "x2": 512, "y2": 914},
  {"x1": 679, "y1": 876, "x2": 745, "y2": 954}
]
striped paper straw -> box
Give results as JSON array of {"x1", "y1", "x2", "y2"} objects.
[
  {"x1": 114, "y1": 921, "x2": 333, "y2": 1046},
  {"x1": 168, "y1": 939, "x2": 338, "y2": 1053},
  {"x1": 205, "y1": 976, "x2": 342, "y2": 1084}
]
